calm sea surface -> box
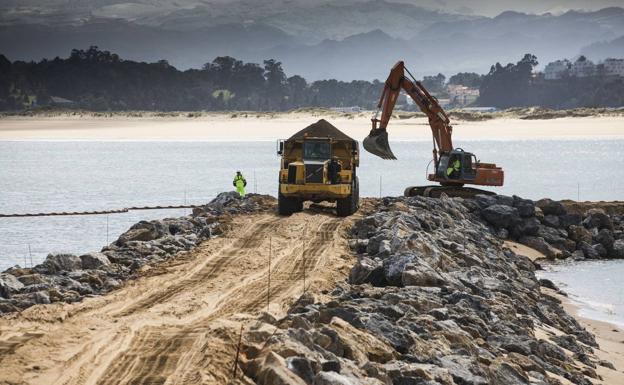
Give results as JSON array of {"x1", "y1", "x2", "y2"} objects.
[
  {"x1": 538, "y1": 260, "x2": 624, "y2": 328},
  {"x1": 1, "y1": 139, "x2": 623, "y2": 304}
]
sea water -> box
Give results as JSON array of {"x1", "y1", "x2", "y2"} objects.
[
  {"x1": 538, "y1": 260, "x2": 624, "y2": 328},
  {"x1": 0, "y1": 139, "x2": 623, "y2": 272}
]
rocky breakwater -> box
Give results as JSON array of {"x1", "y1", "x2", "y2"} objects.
[
  {"x1": 0, "y1": 192, "x2": 274, "y2": 314},
  {"x1": 472, "y1": 195, "x2": 624, "y2": 260},
  {"x1": 241, "y1": 196, "x2": 611, "y2": 385}
]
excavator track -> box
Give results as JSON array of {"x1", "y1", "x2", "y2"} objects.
[{"x1": 404, "y1": 185, "x2": 495, "y2": 199}]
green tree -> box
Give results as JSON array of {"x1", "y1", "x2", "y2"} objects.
[{"x1": 448, "y1": 72, "x2": 483, "y2": 88}]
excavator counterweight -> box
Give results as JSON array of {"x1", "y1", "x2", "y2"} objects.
[{"x1": 364, "y1": 61, "x2": 504, "y2": 197}]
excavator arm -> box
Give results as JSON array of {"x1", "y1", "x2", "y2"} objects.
[
  {"x1": 364, "y1": 61, "x2": 453, "y2": 161},
  {"x1": 364, "y1": 61, "x2": 504, "y2": 189}
]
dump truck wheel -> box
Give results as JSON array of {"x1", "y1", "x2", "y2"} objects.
[
  {"x1": 336, "y1": 177, "x2": 359, "y2": 217},
  {"x1": 336, "y1": 197, "x2": 351, "y2": 217},
  {"x1": 278, "y1": 193, "x2": 301, "y2": 216}
]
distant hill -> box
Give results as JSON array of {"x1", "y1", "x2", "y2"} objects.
[
  {"x1": 1, "y1": 2, "x2": 623, "y2": 80},
  {"x1": 581, "y1": 35, "x2": 624, "y2": 60}
]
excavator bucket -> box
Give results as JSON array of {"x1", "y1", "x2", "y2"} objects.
[{"x1": 363, "y1": 128, "x2": 397, "y2": 160}]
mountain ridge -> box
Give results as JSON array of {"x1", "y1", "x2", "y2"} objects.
[{"x1": 1, "y1": 4, "x2": 623, "y2": 80}]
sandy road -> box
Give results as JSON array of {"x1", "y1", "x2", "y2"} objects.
[{"x1": 0, "y1": 209, "x2": 356, "y2": 385}]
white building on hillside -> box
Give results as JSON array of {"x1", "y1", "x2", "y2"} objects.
[
  {"x1": 571, "y1": 57, "x2": 595, "y2": 77},
  {"x1": 544, "y1": 60, "x2": 570, "y2": 79},
  {"x1": 603, "y1": 58, "x2": 624, "y2": 77},
  {"x1": 447, "y1": 84, "x2": 479, "y2": 106}
]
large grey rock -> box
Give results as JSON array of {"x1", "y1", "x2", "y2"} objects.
[
  {"x1": 512, "y1": 218, "x2": 540, "y2": 237},
  {"x1": 559, "y1": 214, "x2": 582, "y2": 229},
  {"x1": 80, "y1": 252, "x2": 111, "y2": 269},
  {"x1": 349, "y1": 257, "x2": 383, "y2": 286},
  {"x1": 383, "y1": 253, "x2": 417, "y2": 287},
  {"x1": 513, "y1": 196, "x2": 535, "y2": 218},
  {"x1": 209, "y1": 191, "x2": 241, "y2": 206},
  {"x1": 542, "y1": 215, "x2": 560, "y2": 228},
  {"x1": 594, "y1": 229, "x2": 615, "y2": 251},
  {"x1": 17, "y1": 274, "x2": 45, "y2": 286},
  {"x1": 594, "y1": 243, "x2": 608, "y2": 258},
  {"x1": 286, "y1": 356, "x2": 316, "y2": 384},
  {"x1": 583, "y1": 209, "x2": 613, "y2": 230},
  {"x1": 536, "y1": 199, "x2": 566, "y2": 216},
  {"x1": 613, "y1": 239, "x2": 624, "y2": 258},
  {"x1": 482, "y1": 205, "x2": 520, "y2": 229},
  {"x1": 536, "y1": 226, "x2": 567, "y2": 245},
  {"x1": 39, "y1": 253, "x2": 82, "y2": 274},
  {"x1": 313, "y1": 371, "x2": 356, "y2": 385},
  {"x1": 568, "y1": 225, "x2": 592, "y2": 244},
  {"x1": 490, "y1": 361, "x2": 530, "y2": 385},
  {"x1": 0, "y1": 273, "x2": 24, "y2": 298},
  {"x1": 579, "y1": 242, "x2": 601, "y2": 259},
  {"x1": 494, "y1": 195, "x2": 515, "y2": 207},
  {"x1": 364, "y1": 314, "x2": 414, "y2": 353},
  {"x1": 474, "y1": 194, "x2": 497, "y2": 209},
  {"x1": 116, "y1": 228, "x2": 156, "y2": 245},
  {"x1": 437, "y1": 355, "x2": 488, "y2": 385},
  {"x1": 402, "y1": 263, "x2": 445, "y2": 287}
]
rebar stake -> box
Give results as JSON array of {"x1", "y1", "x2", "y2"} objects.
[
  {"x1": 232, "y1": 324, "x2": 244, "y2": 379},
  {"x1": 267, "y1": 236, "x2": 271, "y2": 312}
]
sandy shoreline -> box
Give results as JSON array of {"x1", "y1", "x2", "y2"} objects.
[
  {"x1": 507, "y1": 240, "x2": 624, "y2": 383},
  {"x1": 0, "y1": 113, "x2": 623, "y2": 141},
  {"x1": 560, "y1": 295, "x2": 624, "y2": 384}
]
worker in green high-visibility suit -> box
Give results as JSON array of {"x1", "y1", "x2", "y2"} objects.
[
  {"x1": 446, "y1": 158, "x2": 461, "y2": 178},
  {"x1": 233, "y1": 171, "x2": 247, "y2": 197}
]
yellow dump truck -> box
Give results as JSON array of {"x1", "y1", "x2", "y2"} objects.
[{"x1": 277, "y1": 119, "x2": 359, "y2": 216}]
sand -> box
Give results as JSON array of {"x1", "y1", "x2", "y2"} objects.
[
  {"x1": 0, "y1": 210, "x2": 357, "y2": 384},
  {"x1": 504, "y1": 240, "x2": 547, "y2": 262},
  {"x1": 561, "y1": 297, "x2": 624, "y2": 384},
  {"x1": 0, "y1": 112, "x2": 623, "y2": 141},
  {"x1": 507, "y1": 240, "x2": 624, "y2": 383}
]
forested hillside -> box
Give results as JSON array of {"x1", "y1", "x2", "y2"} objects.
[
  {"x1": 1, "y1": 47, "x2": 622, "y2": 111},
  {"x1": 0, "y1": 47, "x2": 383, "y2": 111}
]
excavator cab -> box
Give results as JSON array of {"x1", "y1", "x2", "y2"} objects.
[{"x1": 433, "y1": 148, "x2": 476, "y2": 184}]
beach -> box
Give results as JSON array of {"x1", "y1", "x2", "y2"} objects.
[
  {"x1": 1, "y1": 111, "x2": 623, "y2": 141},
  {"x1": 508, "y1": 240, "x2": 624, "y2": 384}
]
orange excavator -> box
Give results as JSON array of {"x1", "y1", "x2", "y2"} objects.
[{"x1": 363, "y1": 61, "x2": 504, "y2": 197}]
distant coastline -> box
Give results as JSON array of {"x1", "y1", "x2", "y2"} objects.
[
  {"x1": 2, "y1": 106, "x2": 624, "y2": 121},
  {"x1": 1, "y1": 108, "x2": 623, "y2": 142}
]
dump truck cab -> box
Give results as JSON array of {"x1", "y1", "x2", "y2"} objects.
[{"x1": 277, "y1": 120, "x2": 359, "y2": 217}]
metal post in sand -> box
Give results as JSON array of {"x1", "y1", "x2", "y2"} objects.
[
  {"x1": 28, "y1": 244, "x2": 33, "y2": 267},
  {"x1": 232, "y1": 324, "x2": 244, "y2": 379},
  {"x1": 577, "y1": 182, "x2": 580, "y2": 202},
  {"x1": 302, "y1": 224, "x2": 307, "y2": 295},
  {"x1": 267, "y1": 236, "x2": 271, "y2": 312}
]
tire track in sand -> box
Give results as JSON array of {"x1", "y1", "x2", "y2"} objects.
[
  {"x1": 0, "y1": 209, "x2": 356, "y2": 385},
  {"x1": 113, "y1": 218, "x2": 280, "y2": 317},
  {"x1": 95, "y1": 214, "x2": 345, "y2": 385}
]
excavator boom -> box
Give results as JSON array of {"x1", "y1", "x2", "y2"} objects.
[
  {"x1": 364, "y1": 61, "x2": 504, "y2": 190},
  {"x1": 364, "y1": 61, "x2": 453, "y2": 161}
]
